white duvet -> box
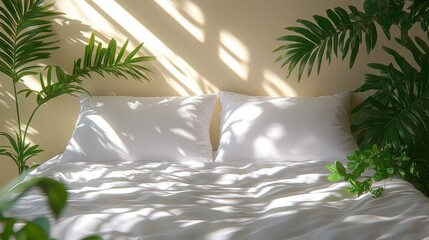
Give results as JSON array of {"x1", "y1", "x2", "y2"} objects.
[{"x1": 7, "y1": 156, "x2": 429, "y2": 240}]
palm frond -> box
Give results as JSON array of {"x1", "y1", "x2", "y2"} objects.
[
  {"x1": 363, "y1": 0, "x2": 407, "y2": 39},
  {"x1": 0, "y1": 130, "x2": 43, "y2": 175},
  {"x1": 0, "y1": 145, "x2": 17, "y2": 165},
  {"x1": 274, "y1": 6, "x2": 377, "y2": 80},
  {"x1": 0, "y1": 0, "x2": 62, "y2": 80},
  {"x1": 352, "y1": 40, "x2": 429, "y2": 158},
  {"x1": 0, "y1": 131, "x2": 22, "y2": 167},
  {"x1": 33, "y1": 66, "x2": 89, "y2": 106},
  {"x1": 72, "y1": 33, "x2": 156, "y2": 83},
  {"x1": 1, "y1": 1, "x2": 156, "y2": 177},
  {"x1": 409, "y1": 0, "x2": 429, "y2": 34}
]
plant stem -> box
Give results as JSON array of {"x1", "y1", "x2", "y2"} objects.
[
  {"x1": 11, "y1": 78, "x2": 22, "y2": 140},
  {"x1": 23, "y1": 104, "x2": 41, "y2": 142}
]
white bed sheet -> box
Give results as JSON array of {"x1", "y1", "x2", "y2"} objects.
[{"x1": 7, "y1": 156, "x2": 429, "y2": 240}]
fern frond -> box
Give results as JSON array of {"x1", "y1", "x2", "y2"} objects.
[
  {"x1": 73, "y1": 33, "x2": 156, "y2": 83},
  {"x1": 35, "y1": 66, "x2": 88, "y2": 106},
  {"x1": 0, "y1": 0, "x2": 62, "y2": 80},
  {"x1": 274, "y1": 6, "x2": 377, "y2": 80}
]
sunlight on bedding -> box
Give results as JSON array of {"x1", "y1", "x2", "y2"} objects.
[
  {"x1": 214, "y1": 174, "x2": 241, "y2": 185},
  {"x1": 228, "y1": 105, "x2": 262, "y2": 143},
  {"x1": 244, "y1": 165, "x2": 283, "y2": 175},
  {"x1": 154, "y1": 0, "x2": 205, "y2": 42},
  {"x1": 178, "y1": 219, "x2": 205, "y2": 228},
  {"x1": 87, "y1": 115, "x2": 130, "y2": 158},
  {"x1": 206, "y1": 227, "x2": 242, "y2": 240},
  {"x1": 266, "y1": 192, "x2": 332, "y2": 209},
  {"x1": 86, "y1": 187, "x2": 142, "y2": 197},
  {"x1": 344, "y1": 215, "x2": 397, "y2": 224},
  {"x1": 64, "y1": 137, "x2": 84, "y2": 155},
  {"x1": 126, "y1": 101, "x2": 142, "y2": 110},
  {"x1": 253, "y1": 123, "x2": 285, "y2": 159},
  {"x1": 170, "y1": 128, "x2": 197, "y2": 141},
  {"x1": 8, "y1": 159, "x2": 429, "y2": 239},
  {"x1": 58, "y1": 166, "x2": 108, "y2": 182}
]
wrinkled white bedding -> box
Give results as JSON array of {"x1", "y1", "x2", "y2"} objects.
[{"x1": 8, "y1": 156, "x2": 429, "y2": 240}]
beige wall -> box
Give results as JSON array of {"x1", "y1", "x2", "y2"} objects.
[{"x1": 0, "y1": 0, "x2": 397, "y2": 187}]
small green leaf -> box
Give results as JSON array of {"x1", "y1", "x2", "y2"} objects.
[
  {"x1": 327, "y1": 173, "x2": 342, "y2": 181},
  {"x1": 11, "y1": 178, "x2": 67, "y2": 219},
  {"x1": 16, "y1": 221, "x2": 50, "y2": 240},
  {"x1": 0, "y1": 217, "x2": 17, "y2": 238},
  {"x1": 370, "y1": 187, "x2": 384, "y2": 198},
  {"x1": 371, "y1": 144, "x2": 378, "y2": 153},
  {"x1": 31, "y1": 216, "x2": 51, "y2": 236},
  {"x1": 335, "y1": 161, "x2": 347, "y2": 177},
  {"x1": 81, "y1": 235, "x2": 104, "y2": 240},
  {"x1": 345, "y1": 185, "x2": 357, "y2": 194},
  {"x1": 326, "y1": 164, "x2": 338, "y2": 174}
]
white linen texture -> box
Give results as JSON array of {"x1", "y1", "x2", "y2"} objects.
[
  {"x1": 215, "y1": 91, "x2": 358, "y2": 162},
  {"x1": 61, "y1": 94, "x2": 217, "y2": 163},
  {"x1": 6, "y1": 92, "x2": 429, "y2": 240},
  {"x1": 8, "y1": 157, "x2": 429, "y2": 240}
]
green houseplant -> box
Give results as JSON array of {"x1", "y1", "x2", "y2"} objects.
[
  {"x1": 0, "y1": 177, "x2": 67, "y2": 239},
  {"x1": 0, "y1": 177, "x2": 101, "y2": 239},
  {"x1": 0, "y1": 0, "x2": 155, "y2": 176},
  {"x1": 275, "y1": 0, "x2": 429, "y2": 196},
  {"x1": 0, "y1": 1, "x2": 153, "y2": 238}
]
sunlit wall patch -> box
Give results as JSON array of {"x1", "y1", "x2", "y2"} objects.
[
  {"x1": 219, "y1": 30, "x2": 250, "y2": 81},
  {"x1": 0, "y1": 83, "x2": 11, "y2": 109},
  {"x1": 89, "y1": 0, "x2": 216, "y2": 95},
  {"x1": 54, "y1": 0, "x2": 119, "y2": 42},
  {"x1": 154, "y1": 0, "x2": 206, "y2": 43},
  {"x1": 262, "y1": 69, "x2": 297, "y2": 97}
]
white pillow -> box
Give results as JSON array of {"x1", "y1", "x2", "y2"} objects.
[
  {"x1": 215, "y1": 91, "x2": 357, "y2": 162},
  {"x1": 61, "y1": 94, "x2": 217, "y2": 163}
]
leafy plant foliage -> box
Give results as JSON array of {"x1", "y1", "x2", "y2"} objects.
[
  {"x1": 0, "y1": 0, "x2": 155, "y2": 175},
  {"x1": 327, "y1": 144, "x2": 410, "y2": 197},
  {"x1": 275, "y1": 0, "x2": 429, "y2": 196},
  {"x1": 0, "y1": 178, "x2": 102, "y2": 239}
]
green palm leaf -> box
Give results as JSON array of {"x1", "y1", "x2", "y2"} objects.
[
  {"x1": 0, "y1": 131, "x2": 42, "y2": 172},
  {"x1": 34, "y1": 66, "x2": 88, "y2": 106},
  {"x1": 352, "y1": 38, "x2": 429, "y2": 158},
  {"x1": 275, "y1": 0, "x2": 429, "y2": 196},
  {"x1": 410, "y1": 0, "x2": 429, "y2": 34},
  {"x1": 0, "y1": 0, "x2": 61, "y2": 80},
  {"x1": 274, "y1": 6, "x2": 377, "y2": 80},
  {"x1": 73, "y1": 33, "x2": 156, "y2": 83},
  {"x1": 363, "y1": 0, "x2": 406, "y2": 40},
  {"x1": 349, "y1": 32, "x2": 429, "y2": 193},
  {"x1": 0, "y1": 0, "x2": 155, "y2": 177}
]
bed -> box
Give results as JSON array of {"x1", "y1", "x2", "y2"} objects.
[{"x1": 6, "y1": 91, "x2": 429, "y2": 240}]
